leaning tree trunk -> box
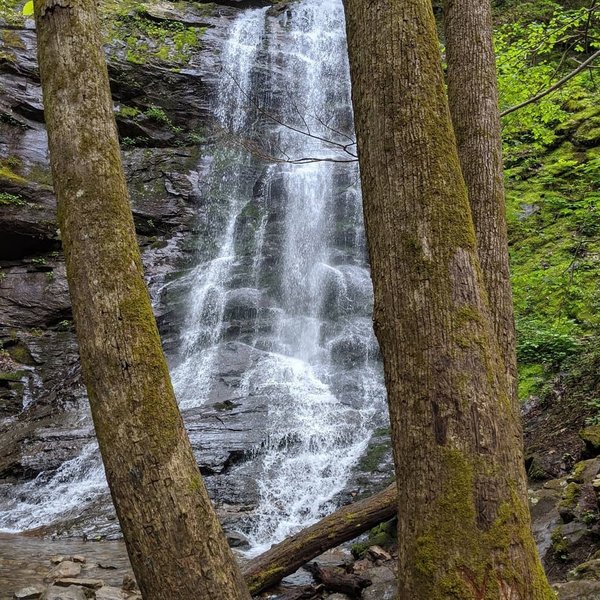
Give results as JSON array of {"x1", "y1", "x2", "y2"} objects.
[
  {"x1": 244, "y1": 484, "x2": 396, "y2": 595},
  {"x1": 444, "y1": 0, "x2": 518, "y2": 405},
  {"x1": 343, "y1": 0, "x2": 554, "y2": 598},
  {"x1": 33, "y1": 2, "x2": 250, "y2": 599}
]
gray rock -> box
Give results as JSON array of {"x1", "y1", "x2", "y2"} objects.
[
  {"x1": 14, "y1": 586, "x2": 45, "y2": 600},
  {"x1": 0, "y1": 264, "x2": 71, "y2": 328},
  {"x1": 94, "y1": 588, "x2": 126, "y2": 600},
  {"x1": 361, "y1": 565, "x2": 396, "y2": 600},
  {"x1": 45, "y1": 561, "x2": 81, "y2": 581},
  {"x1": 42, "y1": 586, "x2": 86, "y2": 600},
  {"x1": 226, "y1": 530, "x2": 251, "y2": 549},
  {"x1": 530, "y1": 486, "x2": 562, "y2": 560},
  {"x1": 0, "y1": 180, "x2": 59, "y2": 261},
  {"x1": 554, "y1": 580, "x2": 600, "y2": 599}
]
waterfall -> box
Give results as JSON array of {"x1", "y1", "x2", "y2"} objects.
[
  {"x1": 171, "y1": 7, "x2": 267, "y2": 407},
  {"x1": 172, "y1": 0, "x2": 387, "y2": 553},
  {"x1": 0, "y1": 0, "x2": 387, "y2": 550}
]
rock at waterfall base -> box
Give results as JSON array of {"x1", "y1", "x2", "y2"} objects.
[
  {"x1": 41, "y1": 586, "x2": 86, "y2": 600},
  {"x1": 45, "y1": 562, "x2": 81, "y2": 582},
  {"x1": 14, "y1": 586, "x2": 45, "y2": 600}
]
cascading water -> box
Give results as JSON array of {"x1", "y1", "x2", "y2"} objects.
[
  {"x1": 172, "y1": 0, "x2": 387, "y2": 553},
  {"x1": 172, "y1": 7, "x2": 267, "y2": 407},
  {"x1": 0, "y1": 0, "x2": 387, "y2": 551}
]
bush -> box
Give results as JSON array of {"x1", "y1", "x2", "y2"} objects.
[{"x1": 517, "y1": 319, "x2": 580, "y2": 366}]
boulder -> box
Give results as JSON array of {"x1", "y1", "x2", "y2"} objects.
[
  {"x1": 360, "y1": 565, "x2": 396, "y2": 600},
  {"x1": 568, "y1": 558, "x2": 600, "y2": 581},
  {"x1": 41, "y1": 587, "x2": 86, "y2": 600},
  {"x1": 580, "y1": 426, "x2": 600, "y2": 456},
  {"x1": 94, "y1": 588, "x2": 126, "y2": 600},
  {"x1": 226, "y1": 530, "x2": 251, "y2": 549},
  {"x1": 366, "y1": 545, "x2": 392, "y2": 562},
  {"x1": 13, "y1": 586, "x2": 45, "y2": 600},
  {"x1": 554, "y1": 580, "x2": 600, "y2": 599},
  {"x1": 45, "y1": 561, "x2": 81, "y2": 582}
]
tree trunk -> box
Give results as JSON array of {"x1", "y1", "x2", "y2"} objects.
[
  {"x1": 343, "y1": 0, "x2": 554, "y2": 597},
  {"x1": 244, "y1": 484, "x2": 396, "y2": 595},
  {"x1": 444, "y1": 0, "x2": 518, "y2": 404},
  {"x1": 33, "y1": 2, "x2": 250, "y2": 599}
]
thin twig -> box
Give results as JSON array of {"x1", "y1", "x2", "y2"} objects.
[
  {"x1": 501, "y1": 48, "x2": 600, "y2": 117},
  {"x1": 221, "y1": 67, "x2": 358, "y2": 159}
]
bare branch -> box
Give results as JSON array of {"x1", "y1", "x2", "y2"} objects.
[
  {"x1": 219, "y1": 129, "x2": 358, "y2": 164},
  {"x1": 501, "y1": 49, "x2": 600, "y2": 117},
  {"x1": 221, "y1": 67, "x2": 358, "y2": 161}
]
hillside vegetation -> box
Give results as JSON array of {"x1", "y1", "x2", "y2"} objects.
[{"x1": 494, "y1": 0, "x2": 599, "y2": 422}]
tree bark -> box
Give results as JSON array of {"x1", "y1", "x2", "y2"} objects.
[
  {"x1": 343, "y1": 0, "x2": 554, "y2": 597},
  {"x1": 243, "y1": 484, "x2": 396, "y2": 595},
  {"x1": 444, "y1": 0, "x2": 518, "y2": 404},
  {"x1": 33, "y1": 2, "x2": 250, "y2": 599}
]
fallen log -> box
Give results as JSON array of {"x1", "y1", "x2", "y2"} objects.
[
  {"x1": 243, "y1": 483, "x2": 396, "y2": 595},
  {"x1": 305, "y1": 563, "x2": 372, "y2": 597},
  {"x1": 275, "y1": 584, "x2": 322, "y2": 600}
]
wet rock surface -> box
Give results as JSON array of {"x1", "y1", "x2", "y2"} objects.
[
  {"x1": 0, "y1": 0, "x2": 280, "y2": 538},
  {"x1": 1, "y1": 0, "x2": 392, "y2": 544}
]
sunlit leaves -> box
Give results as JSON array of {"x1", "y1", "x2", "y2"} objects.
[{"x1": 497, "y1": 3, "x2": 600, "y2": 158}]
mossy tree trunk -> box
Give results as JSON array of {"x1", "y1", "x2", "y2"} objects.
[
  {"x1": 444, "y1": 0, "x2": 518, "y2": 404},
  {"x1": 343, "y1": 0, "x2": 554, "y2": 597},
  {"x1": 33, "y1": 2, "x2": 251, "y2": 599}
]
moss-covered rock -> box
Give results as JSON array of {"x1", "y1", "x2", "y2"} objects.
[
  {"x1": 568, "y1": 558, "x2": 600, "y2": 581},
  {"x1": 554, "y1": 580, "x2": 600, "y2": 599},
  {"x1": 351, "y1": 518, "x2": 397, "y2": 558},
  {"x1": 559, "y1": 483, "x2": 582, "y2": 523},
  {"x1": 580, "y1": 426, "x2": 600, "y2": 456}
]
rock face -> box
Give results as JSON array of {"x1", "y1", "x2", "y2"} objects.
[
  {"x1": 0, "y1": 0, "x2": 391, "y2": 543},
  {"x1": 0, "y1": 0, "x2": 262, "y2": 537}
]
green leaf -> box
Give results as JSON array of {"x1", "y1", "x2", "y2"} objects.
[{"x1": 22, "y1": 1, "x2": 34, "y2": 16}]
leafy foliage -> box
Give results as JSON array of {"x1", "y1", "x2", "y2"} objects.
[
  {"x1": 497, "y1": 1, "x2": 600, "y2": 158},
  {"x1": 0, "y1": 192, "x2": 26, "y2": 206},
  {"x1": 496, "y1": 0, "x2": 600, "y2": 399}
]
